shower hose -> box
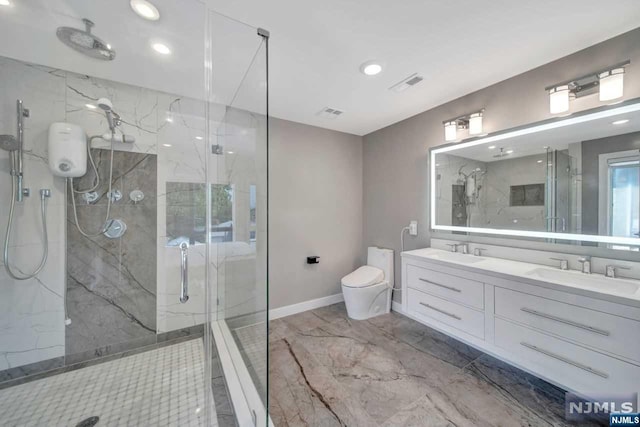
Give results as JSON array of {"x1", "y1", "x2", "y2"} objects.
[
  {"x1": 3, "y1": 179, "x2": 49, "y2": 280},
  {"x1": 69, "y1": 133, "x2": 116, "y2": 238}
]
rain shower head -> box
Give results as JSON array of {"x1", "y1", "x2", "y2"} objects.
[
  {"x1": 0, "y1": 135, "x2": 19, "y2": 152},
  {"x1": 56, "y1": 19, "x2": 115, "y2": 61}
]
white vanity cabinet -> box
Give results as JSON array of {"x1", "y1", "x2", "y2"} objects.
[{"x1": 401, "y1": 249, "x2": 640, "y2": 396}]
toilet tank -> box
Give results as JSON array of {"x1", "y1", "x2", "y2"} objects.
[{"x1": 367, "y1": 247, "x2": 394, "y2": 288}]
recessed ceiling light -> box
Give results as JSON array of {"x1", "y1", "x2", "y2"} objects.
[
  {"x1": 162, "y1": 143, "x2": 172, "y2": 147},
  {"x1": 360, "y1": 61, "x2": 383, "y2": 76},
  {"x1": 165, "y1": 116, "x2": 173, "y2": 123},
  {"x1": 152, "y1": 43, "x2": 171, "y2": 55},
  {"x1": 130, "y1": 0, "x2": 160, "y2": 21},
  {"x1": 85, "y1": 104, "x2": 97, "y2": 109},
  {"x1": 195, "y1": 136, "x2": 203, "y2": 140},
  {"x1": 227, "y1": 151, "x2": 234, "y2": 154},
  {"x1": 0, "y1": 0, "x2": 11, "y2": 6},
  {"x1": 488, "y1": 145, "x2": 496, "y2": 150},
  {"x1": 612, "y1": 119, "x2": 629, "y2": 125},
  {"x1": 506, "y1": 150, "x2": 514, "y2": 154},
  {"x1": 537, "y1": 160, "x2": 543, "y2": 164}
]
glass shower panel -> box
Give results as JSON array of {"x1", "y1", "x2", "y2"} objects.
[{"x1": 208, "y1": 10, "x2": 269, "y2": 426}]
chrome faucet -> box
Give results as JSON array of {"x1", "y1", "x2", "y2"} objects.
[
  {"x1": 578, "y1": 256, "x2": 592, "y2": 274},
  {"x1": 605, "y1": 264, "x2": 630, "y2": 279},
  {"x1": 473, "y1": 247, "x2": 486, "y2": 257},
  {"x1": 446, "y1": 243, "x2": 460, "y2": 253},
  {"x1": 550, "y1": 257, "x2": 569, "y2": 271},
  {"x1": 459, "y1": 243, "x2": 469, "y2": 254}
]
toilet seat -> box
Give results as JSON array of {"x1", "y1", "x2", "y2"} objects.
[{"x1": 341, "y1": 265, "x2": 384, "y2": 288}]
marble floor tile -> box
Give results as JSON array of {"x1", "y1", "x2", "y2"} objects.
[{"x1": 269, "y1": 303, "x2": 589, "y2": 427}]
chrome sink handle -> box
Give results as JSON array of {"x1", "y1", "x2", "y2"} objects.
[
  {"x1": 473, "y1": 247, "x2": 486, "y2": 257},
  {"x1": 605, "y1": 264, "x2": 630, "y2": 279},
  {"x1": 550, "y1": 257, "x2": 569, "y2": 271},
  {"x1": 179, "y1": 241, "x2": 189, "y2": 303}
]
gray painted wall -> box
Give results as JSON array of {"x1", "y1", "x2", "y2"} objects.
[
  {"x1": 363, "y1": 28, "x2": 640, "y2": 301},
  {"x1": 581, "y1": 131, "x2": 640, "y2": 235},
  {"x1": 269, "y1": 118, "x2": 363, "y2": 309}
]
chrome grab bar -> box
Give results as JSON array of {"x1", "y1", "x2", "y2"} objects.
[
  {"x1": 419, "y1": 302, "x2": 461, "y2": 320},
  {"x1": 520, "y1": 342, "x2": 608, "y2": 379},
  {"x1": 419, "y1": 278, "x2": 461, "y2": 293},
  {"x1": 520, "y1": 307, "x2": 610, "y2": 336},
  {"x1": 179, "y1": 242, "x2": 189, "y2": 303}
]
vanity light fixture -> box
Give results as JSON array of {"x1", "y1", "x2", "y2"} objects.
[
  {"x1": 130, "y1": 0, "x2": 160, "y2": 21},
  {"x1": 468, "y1": 112, "x2": 483, "y2": 135},
  {"x1": 612, "y1": 119, "x2": 629, "y2": 125},
  {"x1": 599, "y1": 68, "x2": 625, "y2": 101},
  {"x1": 443, "y1": 109, "x2": 485, "y2": 142},
  {"x1": 549, "y1": 85, "x2": 570, "y2": 114},
  {"x1": 444, "y1": 121, "x2": 457, "y2": 142},
  {"x1": 545, "y1": 60, "x2": 629, "y2": 114}
]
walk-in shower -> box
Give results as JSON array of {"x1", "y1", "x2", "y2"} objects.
[{"x1": 0, "y1": 3, "x2": 269, "y2": 426}]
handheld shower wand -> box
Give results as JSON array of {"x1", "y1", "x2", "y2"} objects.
[{"x1": 3, "y1": 100, "x2": 51, "y2": 280}]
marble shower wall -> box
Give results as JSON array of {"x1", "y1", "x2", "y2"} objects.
[
  {"x1": 66, "y1": 149, "x2": 157, "y2": 360},
  {"x1": 0, "y1": 55, "x2": 208, "y2": 373}
]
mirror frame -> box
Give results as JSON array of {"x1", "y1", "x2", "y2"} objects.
[{"x1": 429, "y1": 98, "x2": 640, "y2": 246}]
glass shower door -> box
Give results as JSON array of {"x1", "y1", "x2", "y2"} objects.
[{"x1": 207, "y1": 11, "x2": 269, "y2": 427}]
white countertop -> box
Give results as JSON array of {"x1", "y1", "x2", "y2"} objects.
[{"x1": 402, "y1": 248, "x2": 640, "y2": 308}]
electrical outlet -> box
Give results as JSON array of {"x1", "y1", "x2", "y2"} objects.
[{"x1": 409, "y1": 220, "x2": 418, "y2": 236}]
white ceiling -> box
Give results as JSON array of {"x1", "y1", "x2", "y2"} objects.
[
  {"x1": 210, "y1": 0, "x2": 640, "y2": 135},
  {"x1": 1, "y1": 1, "x2": 640, "y2": 136}
]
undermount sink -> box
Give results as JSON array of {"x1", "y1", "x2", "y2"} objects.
[
  {"x1": 428, "y1": 251, "x2": 486, "y2": 264},
  {"x1": 525, "y1": 268, "x2": 640, "y2": 295}
]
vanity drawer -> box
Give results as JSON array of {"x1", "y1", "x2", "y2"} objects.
[
  {"x1": 495, "y1": 318, "x2": 640, "y2": 394},
  {"x1": 407, "y1": 288, "x2": 485, "y2": 339},
  {"x1": 406, "y1": 264, "x2": 484, "y2": 310},
  {"x1": 495, "y1": 287, "x2": 640, "y2": 363}
]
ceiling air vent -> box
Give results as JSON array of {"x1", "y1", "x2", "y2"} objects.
[
  {"x1": 317, "y1": 107, "x2": 345, "y2": 119},
  {"x1": 389, "y1": 73, "x2": 424, "y2": 93}
]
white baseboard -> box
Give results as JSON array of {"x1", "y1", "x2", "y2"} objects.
[
  {"x1": 391, "y1": 300, "x2": 404, "y2": 314},
  {"x1": 269, "y1": 293, "x2": 344, "y2": 320}
]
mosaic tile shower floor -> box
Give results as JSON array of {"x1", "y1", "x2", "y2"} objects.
[{"x1": 0, "y1": 339, "x2": 214, "y2": 427}]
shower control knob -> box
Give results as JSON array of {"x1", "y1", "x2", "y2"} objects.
[
  {"x1": 107, "y1": 189, "x2": 122, "y2": 202},
  {"x1": 82, "y1": 192, "x2": 99, "y2": 204}
]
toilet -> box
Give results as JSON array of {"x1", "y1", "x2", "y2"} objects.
[{"x1": 341, "y1": 247, "x2": 394, "y2": 320}]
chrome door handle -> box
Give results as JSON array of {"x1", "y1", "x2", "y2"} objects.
[
  {"x1": 180, "y1": 242, "x2": 189, "y2": 303},
  {"x1": 419, "y1": 278, "x2": 461, "y2": 293},
  {"x1": 520, "y1": 342, "x2": 608, "y2": 379},
  {"x1": 520, "y1": 307, "x2": 610, "y2": 336},
  {"x1": 419, "y1": 302, "x2": 461, "y2": 320}
]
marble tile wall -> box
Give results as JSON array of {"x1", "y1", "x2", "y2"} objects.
[
  {"x1": 0, "y1": 55, "x2": 210, "y2": 373},
  {"x1": 0, "y1": 57, "x2": 67, "y2": 373},
  {"x1": 66, "y1": 149, "x2": 157, "y2": 359}
]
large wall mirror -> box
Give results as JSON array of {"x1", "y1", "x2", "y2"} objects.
[{"x1": 430, "y1": 99, "x2": 640, "y2": 251}]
